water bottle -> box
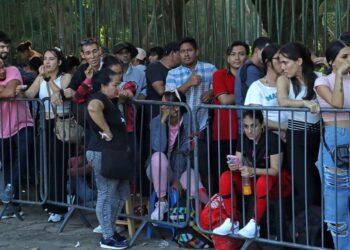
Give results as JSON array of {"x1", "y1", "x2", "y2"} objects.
[{"x1": 242, "y1": 176, "x2": 252, "y2": 196}]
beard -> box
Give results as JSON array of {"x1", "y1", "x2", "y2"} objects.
[{"x1": 0, "y1": 52, "x2": 8, "y2": 60}]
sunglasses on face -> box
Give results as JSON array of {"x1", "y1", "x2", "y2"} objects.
[{"x1": 80, "y1": 38, "x2": 97, "y2": 46}]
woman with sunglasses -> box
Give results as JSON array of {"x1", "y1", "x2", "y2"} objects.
[
  {"x1": 314, "y1": 40, "x2": 350, "y2": 249},
  {"x1": 245, "y1": 43, "x2": 288, "y2": 135},
  {"x1": 148, "y1": 90, "x2": 208, "y2": 221},
  {"x1": 19, "y1": 47, "x2": 72, "y2": 222}
]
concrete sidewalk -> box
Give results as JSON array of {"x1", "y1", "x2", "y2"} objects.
[{"x1": 0, "y1": 203, "x2": 184, "y2": 250}]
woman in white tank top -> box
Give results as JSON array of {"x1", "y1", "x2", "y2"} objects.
[
  {"x1": 276, "y1": 42, "x2": 322, "y2": 225},
  {"x1": 21, "y1": 48, "x2": 72, "y2": 222}
]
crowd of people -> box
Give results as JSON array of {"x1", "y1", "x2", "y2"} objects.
[{"x1": 0, "y1": 28, "x2": 350, "y2": 249}]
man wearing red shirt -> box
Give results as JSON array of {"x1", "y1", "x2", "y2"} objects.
[{"x1": 211, "y1": 41, "x2": 249, "y2": 191}]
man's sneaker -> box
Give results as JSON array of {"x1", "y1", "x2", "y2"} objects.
[
  {"x1": 100, "y1": 236, "x2": 128, "y2": 249},
  {"x1": 48, "y1": 213, "x2": 63, "y2": 223},
  {"x1": 1, "y1": 206, "x2": 24, "y2": 219},
  {"x1": 150, "y1": 201, "x2": 169, "y2": 221},
  {"x1": 0, "y1": 184, "x2": 14, "y2": 203},
  {"x1": 238, "y1": 219, "x2": 260, "y2": 238}
]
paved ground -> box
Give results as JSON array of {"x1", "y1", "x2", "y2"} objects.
[
  {"x1": 0, "y1": 203, "x2": 186, "y2": 250},
  {"x1": 0, "y1": 203, "x2": 287, "y2": 250}
]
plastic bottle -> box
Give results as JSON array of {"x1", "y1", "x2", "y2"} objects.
[{"x1": 242, "y1": 176, "x2": 252, "y2": 196}]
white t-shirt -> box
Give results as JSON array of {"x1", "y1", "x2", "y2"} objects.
[{"x1": 244, "y1": 79, "x2": 288, "y2": 124}]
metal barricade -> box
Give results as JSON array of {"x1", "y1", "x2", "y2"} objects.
[
  {"x1": 0, "y1": 98, "x2": 47, "y2": 220},
  {"x1": 193, "y1": 104, "x2": 347, "y2": 250},
  {"x1": 39, "y1": 97, "x2": 194, "y2": 247}
]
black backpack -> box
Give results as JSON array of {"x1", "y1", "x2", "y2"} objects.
[{"x1": 239, "y1": 61, "x2": 263, "y2": 102}]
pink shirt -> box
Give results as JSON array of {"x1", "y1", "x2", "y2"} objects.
[
  {"x1": 314, "y1": 72, "x2": 350, "y2": 122},
  {"x1": 168, "y1": 117, "x2": 183, "y2": 153},
  {"x1": 0, "y1": 66, "x2": 33, "y2": 138}
]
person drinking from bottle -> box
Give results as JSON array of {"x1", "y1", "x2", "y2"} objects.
[{"x1": 216, "y1": 110, "x2": 291, "y2": 238}]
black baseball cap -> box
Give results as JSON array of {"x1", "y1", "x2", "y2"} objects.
[{"x1": 112, "y1": 42, "x2": 138, "y2": 58}]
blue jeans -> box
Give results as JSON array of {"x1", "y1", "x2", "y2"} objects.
[
  {"x1": 0, "y1": 127, "x2": 34, "y2": 199},
  {"x1": 318, "y1": 126, "x2": 350, "y2": 249},
  {"x1": 86, "y1": 150, "x2": 129, "y2": 239},
  {"x1": 68, "y1": 176, "x2": 97, "y2": 204}
]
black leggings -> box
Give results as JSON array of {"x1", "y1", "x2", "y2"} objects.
[{"x1": 286, "y1": 129, "x2": 321, "y2": 215}]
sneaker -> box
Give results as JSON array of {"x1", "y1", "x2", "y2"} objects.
[
  {"x1": 238, "y1": 219, "x2": 260, "y2": 238},
  {"x1": 1, "y1": 206, "x2": 24, "y2": 219},
  {"x1": 113, "y1": 232, "x2": 127, "y2": 242},
  {"x1": 93, "y1": 225, "x2": 125, "y2": 234},
  {"x1": 213, "y1": 218, "x2": 240, "y2": 235},
  {"x1": 150, "y1": 201, "x2": 169, "y2": 221},
  {"x1": 0, "y1": 184, "x2": 14, "y2": 203},
  {"x1": 100, "y1": 236, "x2": 128, "y2": 249},
  {"x1": 48, "y1": 213, "x2": 63, "y2": 223}
]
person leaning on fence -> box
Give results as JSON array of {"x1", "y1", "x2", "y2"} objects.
[
  {"x1": 85, "y1": 67, "x2": 130, "y2": 250},
  {"x1": 216, "y1": 110, "x2": 291, "y2": 238},
  {"x1": 59, "y1": 38, "x2": 102, "y2": 104},
  {"x1": 211, "y1": 41, "x2": 249, "y2": 192},
  {"x1": 276, "y1": 42, "x2": 322, "y2": 218},
  {"x1": 314, "y1": 40, "x2": 350, "y2": 250},
  {"x1": 244, "y1": 43, "x2": 288, "y2": 137},
  {"x1": 147, "y1": 90, "x2": 209, "y2": 221},
  {"x1": 18, "y1": 47, "x2": 72, "y2": 223},
  {"x1": 165, "y1": 37, "x2": 216, "y2": 189},
  {"x1": 0, "y1": 58, "x2": 34, "y2": 216}
]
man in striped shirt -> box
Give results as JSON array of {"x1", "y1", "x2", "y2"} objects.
[
  {"x1": 165, "y1": 37, "x2": 216, "y2": 131},
  {"x1": 165, "y1": 37, "x2": 216, "y2": 188}
]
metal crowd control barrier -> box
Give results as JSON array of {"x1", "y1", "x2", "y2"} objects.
[
  {"x1": 38, "y1": 97, "x2": 194, "y2": 247},
  {"x1": 0, "y1": 98, "x2": 47, "y2": 220},
  {"x1": 193, "y1": 104, "x2": 349, "y2": 250}
]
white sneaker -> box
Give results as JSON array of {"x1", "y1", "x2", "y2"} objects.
[
  {"x1": 238, "y1": 219, "x2": 260, "y2": 238},
  {"x1": 213, "y1": 218, "x2": 240, "y2": 235},
  {"x1": 150, "y1": 201, "x2": 169, "y2": 221},
  {"x1": 93, "y1": 225, "x2": 125, "y2": 234},
  {"x1": 213, "y1": 218, "x2": 232, "y2": 235},
  {"x1": 48, "y1": 213, "x2": 63, "y2": 223}
]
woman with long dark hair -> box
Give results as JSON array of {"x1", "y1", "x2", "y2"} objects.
[
  {"x1": 314, "y1": 40, "x2": 350, "y2": 249},
  {"x1": 20, "y1": 47, "x2": 72, "y2": 222},
  {"x1": 245, "y1": 43, "x2": 288, "y2": 132},
  {"x1": 277, "y1": 42, "x2": 321, "y2": 217}
]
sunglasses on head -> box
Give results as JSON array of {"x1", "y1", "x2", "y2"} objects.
[
  {"x1": 80, "y1": 38, "x2": 97, "y2": 46},
  {"x1": 168, "y1": 88, "x2": 182, "y2": 102}
]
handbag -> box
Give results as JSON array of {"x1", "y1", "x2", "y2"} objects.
[
  {"x1": 329, "y1": 144, "x2": 350, "y2": 168},
  {"x1": 46, "y1": 82, "x2": 84, "y2": 143},
  {"x1": 323, "y1": 132, "x2": 350, "y2": 168},
  {"x1": 100, "y1": 148, "x2": 132, "y2": 179},
  {"x1": 55, "y1": 115, "x2": 84, "y2": 143}
]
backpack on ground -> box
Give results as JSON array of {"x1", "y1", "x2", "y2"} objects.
[{"x1": 170, "y1": 199, "x2": 213, "y2": 249}]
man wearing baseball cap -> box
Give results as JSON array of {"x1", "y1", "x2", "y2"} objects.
[
  {"x1": 132, "y1": 47, "x2": 147, "y2": 72},
  {"x1": 112, "y1": 42, "x2": 146, "y2": 100}
]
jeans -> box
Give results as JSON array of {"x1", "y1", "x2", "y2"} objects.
[
  {"x1": 0, "y1": 127, "x2": 33, "y2": 199},
  {"x1": 318, "y1": 126, "x2": 350, "y2": 250},
  {"x1": 68, "y1": 176, "x2": 96, "y2": 204},
  {"x1": 86, "y1": 150, "x2": 129, "y2": 239}
]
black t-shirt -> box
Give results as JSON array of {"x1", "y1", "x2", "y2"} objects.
[
  {"x1": 237, "y1": 131, "x2": 284, "y2": 169},
  {"x1": 145, "y1": 61, "x2": 169, "y2": 101},
  {"x1": 86, "y1": 91, "x2": 128, "y2": 151},
  {"x1": 69, "y1": 63, "x2": 89, "y2": 90}
]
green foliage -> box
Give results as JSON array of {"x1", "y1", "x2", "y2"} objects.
[{"x1": 0, "y1": 0, "x2": 349, "y2": 68}]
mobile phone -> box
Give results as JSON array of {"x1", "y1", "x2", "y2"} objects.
[{"x1": 19, "y1": 85, "x2": 28, "y2": 90}]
